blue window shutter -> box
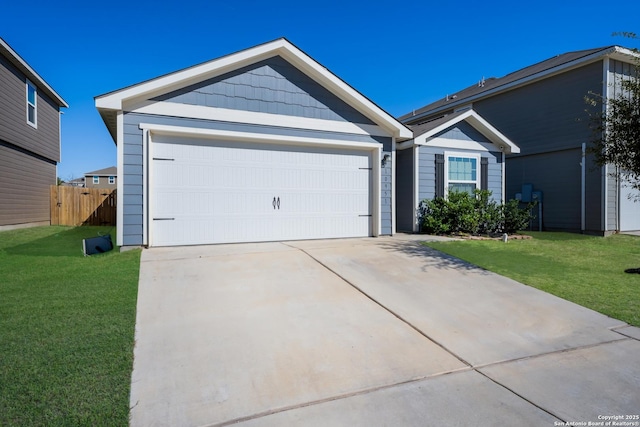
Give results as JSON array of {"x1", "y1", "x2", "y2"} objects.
[
  {"x1": 435, "y1": 154, "x2": 444, "y2": 198},
  {"x1": 481, "y1": 157, "x2": 488, "y2": 190}
]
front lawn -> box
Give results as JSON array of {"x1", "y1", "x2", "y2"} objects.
[
  {"x1": 0, "y1": 226, "x2": 140, "y2": 426},
  {"x1": 425, "y1": 232, "x2": 640, "y2": 326}
]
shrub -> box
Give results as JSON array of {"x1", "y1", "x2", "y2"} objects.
[
  {"x1": 417, "y1": 197, "x2": 451, "y2": 234},
  {"x1": 417, "y1": 190, "x2": 534, "y2": 235},
  {"x1": 503, "y1": 199, "x2": 536, "y2": 233}
]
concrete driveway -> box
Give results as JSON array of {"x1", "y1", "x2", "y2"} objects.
[{"x1": 130, "y1": 235, "x2": 640, "y2": 426}]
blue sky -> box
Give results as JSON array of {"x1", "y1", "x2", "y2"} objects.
[{"x1": 2, "y1": 0, "x2": 638, "y2": 180}]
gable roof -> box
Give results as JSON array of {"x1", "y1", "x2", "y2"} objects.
[
  {"x1": 96, "y1": 38, "x2": 412, "y2": 142},
  {"x1": 400, "y1": 45, "x2": 639, "y2": 123},
  {"x1": 402, "y1": 109, "x2": 519, "y2": 154},
  {"x1": 85, "y1": 166, "x2": 117, "y2": 176},
  {"x1": 0, "y1": 37, "x2": 68, "y2": 108}
]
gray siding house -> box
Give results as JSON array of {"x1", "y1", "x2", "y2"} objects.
[
  {"x1": 396, "y1": 109, "x2": 519, "y2": 232},
  {"x1": 84, "y1": 166, "x2": 117, "y2": 189},
  {"x1": 399, "y1": 46, "x2": 640, "y2": 234},
  {"x1": 96, "y1": 38, "x2": 411, "y2": 247},
  {"x1": 0, "y1": 37, "x2": 68, "y2": 229}
]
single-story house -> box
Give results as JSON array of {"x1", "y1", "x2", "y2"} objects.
[
  {"x1": 95, "y1": 38, "x2": 412, "y2": 247},
  {"x1": 84, "y1": 166, "x2": 117, "y2": 189},
  {"x1": 396, "y1": 109, "x2": 519, "y2": 232},
  {"x1": 0, "y1": 37, "x2": 68, "y2": 229},
  {"x1": 398, "y1": 45, "x2": 640, "y2": 234}
]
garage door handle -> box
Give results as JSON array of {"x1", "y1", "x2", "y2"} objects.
[
  {"x1": 273, "y1": 197, "x2": 276, "y2": 209},
  {"x1": 277, "y1": 197, "x2": 280, "y2": 209}
]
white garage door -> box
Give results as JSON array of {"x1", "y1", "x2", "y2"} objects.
[
  {"x1": 150, "y1": 135, "x2": 372, "y2": 246},
  {"x1": 620, "y1": 184, "x2": 640, "y2": 231}
]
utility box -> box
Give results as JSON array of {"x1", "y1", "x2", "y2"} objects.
[{"x1": 521, "y1": 184, "x2": 534, "y2": 203}]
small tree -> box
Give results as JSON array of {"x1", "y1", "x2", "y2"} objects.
[{"x1": 587, "y1": 32, "x2": 640, "y2": 196}]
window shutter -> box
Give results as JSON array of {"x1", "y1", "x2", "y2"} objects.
[
  {"x1": 435, "y1": 154, "x2": 445, "y2": 198},
  {"x1": 481, "y1": 157, "x2": 489, "y2": 190}
]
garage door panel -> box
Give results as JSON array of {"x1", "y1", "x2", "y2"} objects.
[{"x1": 150, "y1": 137, "x2": 372, "y2": 246}]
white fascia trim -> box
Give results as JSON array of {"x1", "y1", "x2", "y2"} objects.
[
  {"x1": 414, "y1": 110, "x2": 520, "y2": 154},
  {"x1": 610, "y1": 46, "x2": 640, "y2": 63},
  {"x1": 278, "y1": 45, "x2": 413, "y2": 140},
  {"x1": 96, "y1": 40, "x2": 289, "y2": 110},
  {"x1": 138, "y1": 123, "x2": 382, "y2": 150},
  {"x1": 397, "y1": 139, "x2": 414, "y2": 150},
  {"x1": 421, "y1": 138, "x2": 494, "y2": 152},
  {"x1": 130, "y1": 100, "x2": 390, "y2": 137},
  {"x1": 95, "y1": 38, "x2": 411, "y2": 140}
]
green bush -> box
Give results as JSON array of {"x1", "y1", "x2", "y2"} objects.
[
  {"x1": 417, "y1": 190, "x2": 534, "y2": 235},
  {"x1": 503, "y1": 198, "x2": 535, "y2": 233}
]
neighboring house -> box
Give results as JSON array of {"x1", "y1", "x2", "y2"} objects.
[
  {"x1": 84, "y1": 166, "x2": 117, "y2": 189},
  {"x1": 396, "y1": 109, "x2": 519, "y2": 232},
  {"x1": 62, "y1": 177, "x2": 85, "y2": 187},
  {"x1": 0, "y1": 37, "x2": 68, "y2": 229},
  {"x1": 95, "y1": 38, "x2": 412, "y2": 247},
  {"x1": 399, "y1": 46, "x2": 640, "y2": 234}
]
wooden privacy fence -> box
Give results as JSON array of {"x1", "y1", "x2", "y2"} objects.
[{"x1": 50, "y1": 186, "x2": 116, "y2": 226}]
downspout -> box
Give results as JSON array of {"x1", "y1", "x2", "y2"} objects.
[
  {"x1": 413, "y1": 144, "x2": 420, "y2": 232},
  {"x1": 142, "y1": 128, "x2": 149, "y2": 246},
  {"x1": 601, "y1": 58, "x2": 610, "y2": 232},
  {"x1": 501, "y1": 151, "x2": 506, "y2": 204},
  {"x1": 391, "y1": 137, "x2": 396, "y2": 236},
  {"x1": 581, "y1": 142, "x2": 586, "y2": 232}
]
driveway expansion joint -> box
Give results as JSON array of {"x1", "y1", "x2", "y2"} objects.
[
  {"x1": 283, "y1": 243, "x2": 474, "y2": 369},
  {"x1": 204, "y1": 369, "x2": 474, "y2": 427}
]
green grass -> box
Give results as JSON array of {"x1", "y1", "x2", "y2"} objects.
[
  {"x1": 0, "y1": 226, "x2": 140, "y2": 426},
  {"x1": 425, "y1": 232, "x2": 640, "y2": 326}
]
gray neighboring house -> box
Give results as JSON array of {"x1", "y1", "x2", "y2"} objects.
[
  {"x1": 0, "y1": 37, "x2": 68, "y2": 229},
  {"x1": 399, "y1": 46, "x2": 640, "y2": 234},
  {"x1": 84, "y1": 166, "x2": 117, "y2": 189},
  {"x1": 96, "y1": 38, "x2": 412, "y2": 247},
  {"x1": 396, "y1": 109, "x2": 519, "y2": 232}
]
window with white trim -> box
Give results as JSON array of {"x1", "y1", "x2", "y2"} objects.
[
  {"x1": 93, "y1": 176, "x2": 99, "y2": 184},
  {"x1": 108, "y1": 176, "x2": 115, "y2": 184},
  {"x1": 26, "y1": 80, "x2": 37, "y2": 127},
  {"x1": 445, "y1": 153, "x2": 480, "y2": 195}
]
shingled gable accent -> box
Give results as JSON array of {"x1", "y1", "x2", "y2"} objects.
[{"x1": 95, "y1": 38, "x2": 412, "y2": 142}]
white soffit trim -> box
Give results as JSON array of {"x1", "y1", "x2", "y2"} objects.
[
  {"x1": 415, "y1": 110, "x2": 520, "y2": 154},
  {"x1": 610, "y1": 46, "x2": 640, "y2": 62},
  {"x1": 96, "y1": 38, "x2": 411, "y2": 140},
  {"x1": 131, "y1": 100, "x2": 389, "y2": 137},
  {"x1": 138, "y1": 123, "x2": 382, "y2": 150}
]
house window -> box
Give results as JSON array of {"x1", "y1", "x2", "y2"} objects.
[
  {"x1": 26, "y1": 80, "x2": 37, "y2": 127},
  {"x1": 93, "y1": 176, "x2": 99, "y2": 184},
  {"x1": 108, "y1": 176, "x2": 115, "y2": 184},
  {"x1": 445, "y1": 153, "x2": 480, "y2": 195}
]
